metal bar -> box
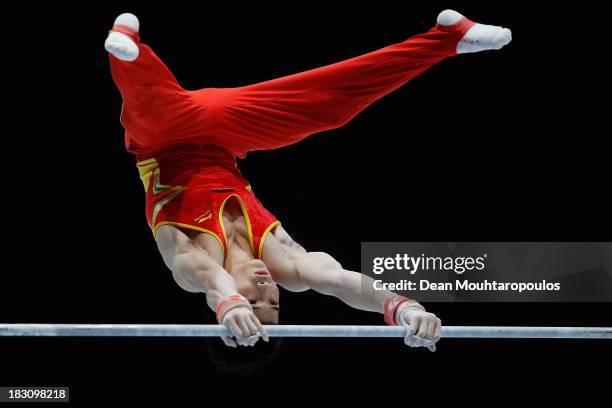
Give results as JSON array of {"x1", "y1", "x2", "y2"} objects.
[{"x1": 0, "y1": 324, "x2": 611, "y2": 339}]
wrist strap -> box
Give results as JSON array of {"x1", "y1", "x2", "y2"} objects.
[
  {"x1": 215, "y1": 294, "x2": 251, "y2": 323},
  {"x1": 384, "y1": 295, "x2": 409, "y2": 326},
  {"x1": 384, "y1": 295, "x2": 425, "y2": 326}
]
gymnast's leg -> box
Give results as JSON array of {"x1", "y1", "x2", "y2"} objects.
[
  {"x1": 192, "y1": 9, "x2": 512, "y2": 156},
  {"x1": 106, "y1": 14, "x2": 203, "y2": 149}
]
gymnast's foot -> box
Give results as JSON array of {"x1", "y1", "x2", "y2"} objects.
[
  {"x1": 437, "y1": 9, "x2": 512, "y2": 54},
  {"x1": 105, "y1": 13, "x2": 140, "y2": 61}
]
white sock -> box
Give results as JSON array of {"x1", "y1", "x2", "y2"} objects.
[
  {"x1": 436, "y1": 9, "x2": 512, "y2": 54},
  {"x1": 437, "y1": 9, "x2": 463, "y2": 25},
  {"x1": 104, "y1": 13, "x2": 140, "y2": 62},
  {"x1": 114, "y1": 13, "x2": 139, "y2": 31}
]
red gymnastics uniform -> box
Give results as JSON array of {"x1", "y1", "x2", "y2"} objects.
[{"x1": 109, "y1": 17, "x2": 474, "y2": 259}]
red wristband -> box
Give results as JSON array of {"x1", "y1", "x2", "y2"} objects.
[
  {"x1": 215, "y1": 295, "x2": 250, "y2": 323},
  {"x1": 384, "y1": 296, "x2": 409, "y2": 326}
]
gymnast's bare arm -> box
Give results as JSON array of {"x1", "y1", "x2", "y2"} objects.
[
  {"x1": 262, "y1": 226, "x2": 441, "y2": 350},
  {"x1": 155, "y1": 225, "x2": 268, "y2": 347}
]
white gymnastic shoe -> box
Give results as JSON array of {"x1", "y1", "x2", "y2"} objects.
[
  {"x1": 104, "y1": 13, "x2": 140, "y2": 61},
  {"x1": 437, "y1": 9, "x2": 512, "y2": 54}
]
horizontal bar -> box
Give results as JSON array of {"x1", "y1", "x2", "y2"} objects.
[{"x1": 0, "y1": 324, "x2": 611, "y2": 339}]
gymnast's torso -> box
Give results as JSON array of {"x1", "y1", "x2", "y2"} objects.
[{"x1": 134, "y1": 143, "x2": 280, "y2": 260}]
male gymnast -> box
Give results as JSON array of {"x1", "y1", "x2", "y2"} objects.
[{"x1": 105, "y1": 9, "x2": 511, "y2": 349}]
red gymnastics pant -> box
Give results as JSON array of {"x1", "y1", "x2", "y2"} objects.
[
  {"x1": 109, "y1": 17, "x2": 475, "y2": 159},
  {"x1": 109, "y1": 18, "x2": 475, "y2": 257}
]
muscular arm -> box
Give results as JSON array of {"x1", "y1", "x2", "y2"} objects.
[
  {"x1": 156, "y1": 225, "x2": 239, "y2": 312},
  {"x1": 294, "y1": 252, "x2": 396, "y2": 314},
  {"x1": 169, "y1": 248, "x2": 240, "y2": 312},
  {"x1": 157, "y1": 226, "x2": 268, "y2": 346},
  {"x1": 265, "y1": 227, "x2": 403, "y2": 313},
  {"x1": 293, "y1": 252, "x2": 440, "y2": 349}
]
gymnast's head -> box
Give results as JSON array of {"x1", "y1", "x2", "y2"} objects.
[{"x1": 230, "y1": 259, "x2": 280, "y2": 324}]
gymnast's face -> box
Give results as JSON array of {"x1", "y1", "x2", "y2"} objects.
[{"x1": 231, "y1": 261, "x2": 280, "y2": 324}]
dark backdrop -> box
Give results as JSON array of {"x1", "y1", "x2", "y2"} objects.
[{"x1": 1, "y1": 1, "x2": 610, "y2": 405}]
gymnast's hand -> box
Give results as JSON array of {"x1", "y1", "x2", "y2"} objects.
[
  {"x1": 220, "y1": 306, "x2": 269, "y2": 348},
  {"x1": 398, "y1": 305, "x2": 442, "y2": 352}
]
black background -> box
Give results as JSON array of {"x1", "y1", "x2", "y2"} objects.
[{"x1": 1, "y1": 1, "x2": 610, "y2": 405}]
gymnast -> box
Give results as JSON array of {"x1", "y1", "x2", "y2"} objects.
[{"x1": 105, "y1": 10, "x2": 511, "y2": 349}]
